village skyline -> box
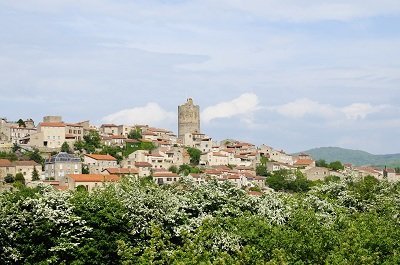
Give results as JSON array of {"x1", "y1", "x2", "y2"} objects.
[{"x1": 1, "y1": 1, "x2": 400, "y2": 154}]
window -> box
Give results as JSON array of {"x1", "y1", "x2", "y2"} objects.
[{"x1": 167, "y1": 178, "x2": 172, "y2": 181}]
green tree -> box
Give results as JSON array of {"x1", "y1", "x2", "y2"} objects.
[
  {"x1": 168, "y1": 165, "x2": 178, "y2": 173},
  {"x1": 17, "y1": 118, "x2": 26, "y2": 128},
  {"x1": 127, "y1": 128, "x2": 142, "y2": 140},
  {"x1": 12, "y1": 143, "x2": 20, "y2": 152},
  {"x1": 32, "y1": 166, "x2": 40, "y2": 181},
  {"x1": 287, "y1": 170, "x2": 312, "y2": 192},
  {"x1": 28, "y1": 148, "x2": 44, "y2": 164},
  {"x1": 260, "y1": 156, "x2": 268, "y2": 166},
  {"x1": 316, "y1": 159, "x2": 328, "y2": 167},
  {"x1": 82, "y1": 165, "x2": 89, "y2": 174},
  {"x1": 0, "y1": 151, "x2": 18, "y2": 161},
  {"x1": 266, "y1": 169, "x2": 288, "y2": 191},
  {"x1": 100, "y1": 145, "x2": 122, "y2": 160},
  {"x1": 4, "y1": 174, "x2": 14, "y2": 183},
  {"x1": 14, "y1": 172, "x2": 25, "y2": 185},
  {"x1": 324, "y1": 175, "x2": 340, "y2": 182},
  {"x1": 328, "y1": 161, "x2": 344, "y2": 171},
  {"x1": 178, "y1": 164, "x2": 201, "y2": 176},
  {"x1": 61, "y1": 142, "x2": 71, "y2": 153},
  {"x1": 74, "y1": 140, "x2": 85, "y2": 151},
  {"x1": 82, "y1": 131, "x2": 102, "y2": 153},
  {"x1": 256, "y1": 165, "x2": 268, "y2": 176},
  {"x1": 187, "y1": 147, "x2": 201, "y2": 165}
]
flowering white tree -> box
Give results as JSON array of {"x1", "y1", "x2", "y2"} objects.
[{"x1": 0, "y1": 186, "x2": 90, "y2": 264}]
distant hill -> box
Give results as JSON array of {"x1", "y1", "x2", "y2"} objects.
[{"x1": 297, "y1": 147, "x2": 400, "y2": 167}]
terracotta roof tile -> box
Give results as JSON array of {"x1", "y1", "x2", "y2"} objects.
[
  {"x1": 135, "y1": 162, "x2": 152, "y2": 167},
  {"x1": 13, "y1": 161, "x2": 39, "y2": 167},
  {"x1": 294, "y1": 159, "x2": 314, "y2": 166},
  {"x1": 153, "y1": 172, "x2": 178, "y2": 177},
  {"x1": 68, "y1": 174, "x2": 120, "y2": 182},
  {"x1": 104, "y1": 168, "x2": 139, "y2": 174},
  {"x1": 0, "y1": 159, "x2": 13, "y2": 167},
  {"x1": 85, "y1": 154, "x2": 117, "y2": 161},
  {"x1": 39, "y1": 122, "x2": 65, "y2": 127}
]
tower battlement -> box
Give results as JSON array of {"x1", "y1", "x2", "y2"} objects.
[{"x1": 178, "y1": 98, "x2": 200, "y2": 140}]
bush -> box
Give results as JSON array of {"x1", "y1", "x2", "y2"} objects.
[
  {"x1": 14, "y1": 173, "x2": 25, "y2": 185},
  {"x1": 4, "y1": 174, "x2": 14, "y2": 183}
]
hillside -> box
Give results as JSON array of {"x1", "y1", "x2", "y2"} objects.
[{"x1": 298, "y1": 147, "x2": 400, "y2": 167}]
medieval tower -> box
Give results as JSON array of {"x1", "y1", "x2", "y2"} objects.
[{"x1": 178, "y1": 98, "x2": 200, "y2": 140}]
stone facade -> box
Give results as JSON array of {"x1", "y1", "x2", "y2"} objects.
[
  {"x1": 178, "y1": 98, "x2": 200, "y2": 141},
  {"x1": 44, "y1": 152, "x2": 82, "y2": 181}
]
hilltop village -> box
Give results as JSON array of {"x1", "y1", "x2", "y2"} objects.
[{"x1": 1, "y1": 98, "x2": 399, "y2": 192}]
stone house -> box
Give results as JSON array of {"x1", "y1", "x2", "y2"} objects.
[
  {"x1": 134, "y1": 162, "x2": 152, "y2": 177},
  {"x1": 153, "y1": 171, "x2": 180, "y2": 185},
  {"x1": 0, "y1": 159, "x2": 42, "y2": 183},
  {"x1": 99, "y1": 124, "x2": 119, "y2": 136},
  {"x1": 67, "y1": 174, "x2": 119, "y2": 192},
  {"x1": 303, "y1": 167, "x2": 330, "y2": 181},
  {"x1": 45, "y1": 152, "x2": 82, "y2": 181},
  {"x1": 102, "y1": 167, "x2": 139, "y2": 178},
  {"x1": 84, "y1": 154, "x2": 118, "y2": 174}
]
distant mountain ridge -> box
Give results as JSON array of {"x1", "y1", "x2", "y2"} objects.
[{"x1": 297, "y1": 147, "x2": 400, "y2": 167}]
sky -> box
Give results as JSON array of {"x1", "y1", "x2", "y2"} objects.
[{"x1": 1, "y1": 0, "x2": 400, "y2": 154}]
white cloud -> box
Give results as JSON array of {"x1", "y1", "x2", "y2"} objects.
[
  {"x1": 270, "y1": 98, "x2": 389, "y2": 121},
  {"x1": 202, "y1": 93, "x2": 260, "y2": 123},
  {"x1": 102, "y1": 103, "x2": 175, "y2": 126},
  {"x1": 342, "y1": 103, "x2": 386, "y2": 120},
  {"x1": 270, "y1": 98, "x2": 337, "y2": 119}
]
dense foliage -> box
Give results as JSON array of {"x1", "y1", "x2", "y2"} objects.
[
  {"x1": 1, "y1": 176, "x2": 399, "y2": 264},
  {"x1": 187, "y1": 147, "x2": 201, "y2": 165}
]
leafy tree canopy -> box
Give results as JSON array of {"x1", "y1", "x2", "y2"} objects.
[
  {"x1": 127, "y1": 128, "x2": 142, "y2": 140},
  {"x1": 187, "y1": 147, "x2": 201, "y2": 165},
  {"x1": 61, "y1": 142, "x2": 71, "y2": 153}
]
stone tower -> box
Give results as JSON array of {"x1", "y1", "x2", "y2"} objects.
[{"x1": 178, "y1": 98, "x2": 200, "y2": 140}]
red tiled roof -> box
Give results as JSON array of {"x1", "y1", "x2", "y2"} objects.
[
  {"x1": 85, "y1": 154, "x2": 117, "y2": 161},
  {"x1": 0, "y1": 159, "x2": 13, "y2": 167},
  {"x1": 65, "y1": 123, "x2": 83, "y2": 127},
  {"x1": 227, "y1": 174, "x2": 240, "y2": 179},
  {"x1": 146, "y1": 152, "x2": 163, "y2": 157},
  {"x1": 55, "y1": 186, "x2": 69, "y2": 191},
  {"x1": 111, "y1": 135, "x2": 126, "y2": 139},
  {"x1": 13, "y1": 161, "x2": 39, "y2": 167},
  {"x1": 125, "y1": 139, "x2": 140, "y2": 143},
  {"x1": 68, "y1": 174, "x2": 120, "y2": 182},
  {"x1": 40, "y1": 122, "x2": 65, "y2": 127},
  {"x1": 135, "y1": 162, "x2": 152, "y2": 167},
  {"x1": 104, "y1": 168, "x2": 139, "y2": 174},
  {"x1": 142, "y1": 131, "x2": 158, "y2": 136},
  {"x1": 294, "y1": 159, "x2": 314, "y2": 166},
  {"x1": 153, "y1": 172, "x2": 178, "y2": 177},
  {"x1": 212, "y1": 152, "x2": 228, "y2": 157}
]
